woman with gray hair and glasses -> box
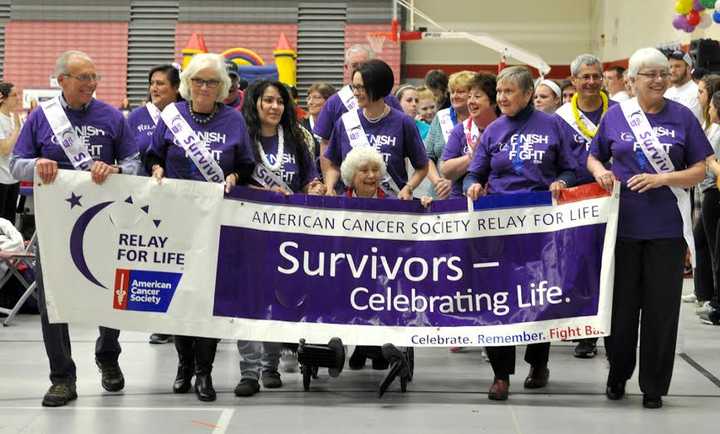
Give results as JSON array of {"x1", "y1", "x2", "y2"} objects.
[
  {"x1": 588, "y1": 47, "x2": 712, "y2": 409},
  {"x1": 145, "y1": 53, "x2": 256, "y2": 402}
]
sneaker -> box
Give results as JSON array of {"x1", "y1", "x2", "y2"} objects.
[
  {"x1": 42, "y1": 383, "x2": 77, "y2": 407},
  {"x1": 149, "y1": 333, "x2": 173, "y2": 344},
  {"x1": 480, "y1": 348, "x2": 489, "y2": 362},
  {"x1": 234, "y1": 379, "x2": 260, "y2": 397},
  {"x1": 449, "y1": 347, "x2": 464, "y2": 353},
  {"x1": 96, "y1": 359, "x2": 125, "y2": 392},
  {"x1": 574, "y1": 340, "x2": 598, "y2": 359},
  {"x1": 279, "y1": 350, "x2": 299, "y2": 373},
  {"x1": 699, "y1": 311, "x2": 720, "y2": 325},
  {"x1": 681, "y1": 293, "x2": 698, "y2": 303},
  {"x1": 261, "y1": 371, "x2": 282, "y2": 389},
  {"x1": 696, "y1": 301, "x2": 716, "y2": 316}
]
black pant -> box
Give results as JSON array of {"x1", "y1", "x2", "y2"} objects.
[
  {"x1": 701, "y1": 188, "x2": 720, "y2": 306},
  {"x1": 0, "y1": 182, "x2": 19, "y2": 224},
  {"x1": 174, "y1": 335, "x2": 219, "y2": 375},
  {"x1": 486, "y1": 342, "x2": 550, "y2": 381},
  {"x1": 694, "y1": 209, "x2": 714, "y2": 302},
  {"x1": 606, "y1": 237, "x2": 685, "y2": 397},
  {"x1": 36, "y1": 253, "x2": 121, "y2": 384}
]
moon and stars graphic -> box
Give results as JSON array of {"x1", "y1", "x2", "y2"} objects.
[{"x1": 68, "y1": 192, "x2": 162, "y2": 289}]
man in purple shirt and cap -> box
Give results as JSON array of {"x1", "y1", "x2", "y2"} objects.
[{"x1": 11, "y1": 50, "x2": 139, "y2": 407}]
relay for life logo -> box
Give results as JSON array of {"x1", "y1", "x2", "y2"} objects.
[{"x1": 67, "y1": 191, "x2": 185, "y2": 313}]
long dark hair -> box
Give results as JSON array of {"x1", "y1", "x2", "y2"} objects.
[
  {"x1": 0, "y1": 82, "x2": 14, "y2": 108},
  {"x1": 242, "y1": 80, "x2": 311, "y2": 183}
]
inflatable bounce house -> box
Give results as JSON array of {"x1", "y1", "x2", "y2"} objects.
[{"x1": 181, "y1": 32, "x2": 297, "y2": 87}]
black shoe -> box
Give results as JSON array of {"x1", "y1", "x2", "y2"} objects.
[
  {"x1": 349, "y1": 348, "x2": 366, "y2": 370},
  {"x1": 194, "y1": 373, "x2": 216, "y2": 402},
  {"x1": 42, "y1": 383, "x2": 77, "y2": 407},
  {"x1": 523, "y1": 365, "x2": 549, "y2": 389},
  {"x1": 605, "y1": 381, "x2": 626, "y2": 400},
  {"x1": 234, "y1": 379, "x2": 260, "y2": 397},
  {"x1": 574, "y1": 340, "x2": 598, "y2": 359},
  {"x1": 173, "y1": 365, "x2": 194, "y2": 393},
  {"x1": 643, "y1": 394, "x2": 663, "y2": 409},
  {"x1": 149, "y1": 333, "x2": 173, "y2": 344},
  {"x1": 261, "y1": 371, "x2": 282, "y2": 389},
  {"x1": 96, "y1": 359, "x2": 125, "y2": 392}
]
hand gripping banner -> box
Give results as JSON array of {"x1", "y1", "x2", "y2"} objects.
[{"x1": 36, "y1": 170, "x2": 618, "y2": 346}]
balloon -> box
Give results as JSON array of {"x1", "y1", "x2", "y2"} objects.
[
  {"x1": 694, "y1": 0, "x2": 706, "y2": 10},
  {"x1": 688, "y1": 10, "x2": 702, "y2": 25},
  {"x1": 685, "y1": 23, "x2": 698, "y2": 32},
  {"x1": 716, "y1": 0, "x2": 720, "y2": 10},
  {"x1": 699, "y1": 12, "x2": 713, "y2": 28},
  {"x1": 701, "y1": 0, "x2": 715, "y2": 7},
  {"x1": 674, "y1": 14, "x2": 690, "y2": 30},
  {"x1": 675, "y1": 0, "x2": 693, "y2": 14},
  {"x1": 714, "y1": 10, "x2": 720, "y2": 22}
]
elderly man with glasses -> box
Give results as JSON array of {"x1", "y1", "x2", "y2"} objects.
[{"x1": 10, "y1": 50, "x2": 139, "y2": 407}]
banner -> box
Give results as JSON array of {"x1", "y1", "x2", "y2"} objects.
[{"x1": 36, "y1": 170, "x2": 618, "y2": 346}]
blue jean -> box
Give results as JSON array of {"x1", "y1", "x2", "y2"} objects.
[{"x1": 237, "y1": 340, "x2": 282, "y2": 380}]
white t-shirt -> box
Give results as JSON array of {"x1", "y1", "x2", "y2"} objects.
[
  {"x1": 0, "y1": 113, "x2": 18, "y2": 184},
  {"x1": 610, "y1": 90, "x2": 630, "y2": 102},
  {"x1": 664, "y1": 80, "x2": 703, "y2": 124}
]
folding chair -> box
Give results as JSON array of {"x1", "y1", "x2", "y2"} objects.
[{"x1": 0, "y1": 232, "x2": 37, "y2": 326}]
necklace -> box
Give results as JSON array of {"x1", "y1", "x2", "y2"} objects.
[
  {"x1": 364, "y1": 105, "x2": 389, "y2": 123},
  {"x1": 189, "y1": 102, "x2": 218, "y2": 125},
  {"x1": 571, "y1": 92, "x2": 608, "y2": 139},
  {"x1": 258, "y1": 127, "x2": 284, "y2": 172}
]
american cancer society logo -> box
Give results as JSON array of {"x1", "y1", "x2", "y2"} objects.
[
  {"x1": 113, "y1": 269, "x2": 182, "y2": 312},
  {"x1": 66, "y1": 191, "x2": 185, "y2": 313}
]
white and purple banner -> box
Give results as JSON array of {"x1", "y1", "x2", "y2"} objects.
[{"x1": 36, "y1": 170, "x2": 618, "y2": 346}]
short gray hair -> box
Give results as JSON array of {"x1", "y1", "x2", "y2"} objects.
[
  {"x1": 627, "y1": 47, "x2": 669, "y2": 78},
  {"x1": 340, "y1": 146, "x2": 387, "y2": 187},
  {"x1": 345, "y1": 44, "x2": 375, "y2": 65},
  {"x1": 179, "y1": 53, "x2": 231, "y2": 102},
  {"x1": 54, "y1": 50, "x2": 93, "y2": 77},
  {"x1": 570, "y1": 53, "x2": 602, "y2": 77},
  {"x1": 497, "y1": 66, "x2": 534, "y2": 94}
]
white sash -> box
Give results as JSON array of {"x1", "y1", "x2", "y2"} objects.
[
  {"x1": 160, "y1": 102, "x2": 225, "y2": 183},
  {"x1": 40, "y1": 96, "x2": 94, "y2": 171},
  {"x1": 251, "y1": 164, "x2": 292, "y2": 192},
  {"x1": 341, "y1": 109, "x2": 401, "y2": 195},
  {"x1": 556, "y1": 103, "x2": 597, "y2": 144},
  {"x1": 462, "y1": 118, "x2": 481, "y2": 154},
  {"x1": 338, "y1": 85, "x2": 358, "y2": 112},
  {"x1": 620, "y1": 98, "x2": 695, "y2": 266},
  {"x1": 437, "y1": 108, "x2": 455, "y2": 142},
  {"x1": 146, "y1": 102, "x2": 161, "y2": 125}
]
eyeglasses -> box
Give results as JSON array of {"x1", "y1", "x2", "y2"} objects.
[
  {"x1": 636, "y1": 71, "x2": 671, "y2": 80},
  {"x1": 351, "y1": 84, "x2": 366, "y2": 92},
  {"x1": 191, "y1": 78, "x2": 221, "y2": 89},
  {"x1": 65, "y1": 74, "x2": 101, "y2": 83}
]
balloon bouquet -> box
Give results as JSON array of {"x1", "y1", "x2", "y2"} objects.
[{"x1": 672, "y1": 0, "x2": 719, "y2": 32}]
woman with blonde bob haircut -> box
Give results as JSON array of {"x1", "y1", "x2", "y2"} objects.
[{"x1": 588, "y1": 47, "x2": 713, "y2": 409}]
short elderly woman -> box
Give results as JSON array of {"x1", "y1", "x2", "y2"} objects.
[
  {"x1": 587, "y1": 47, "x2": 712, "y2": 409},
  {"x1": 464, "y1": 66, "x2": 577, "y2": 401},
  {"x1": 145, "y1": 53, "x2": 256, "y2": 402}
]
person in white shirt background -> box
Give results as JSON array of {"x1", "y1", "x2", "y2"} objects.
[
  {"x1": 0, "y1": 82, "x2": 22, "y2": 224},
  {"x1": 604, "y1": 66, "x2": 630, "y2": 102},
  {"x1": 664, "y1": 49, "x2": 703, "y2": 122}
]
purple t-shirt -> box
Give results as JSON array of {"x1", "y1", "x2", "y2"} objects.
[
  {"x1": 324, "y1": 108, "x2": 429, "y2": 189},
  {"x1": 555, "y1": 99, "x2": 617, "y2": 184},
  {"x1": 128, "y1": 105, "x2": 156, "y2": 159},
  {"x1": 147, "y1": 101, "x2": 255, "y2": 181},
  {"x1": 13, "y1": 98, "x2": 137, "y2": 169},
  {"x1": 313, "y1": 88, "x2": 402, "y2": 140},
  {"x1": 441, "y1": 121, "x2": 478, "y2": 198},
  {"x1": 257, "y1": 132, "x2": 318, "y2": 193},
  {"x1": 466, "y1": 107, "x2": 577, "y2": 194},
  {"x1": 590, "y1": 99, "x2": 712, "y2": 239}
]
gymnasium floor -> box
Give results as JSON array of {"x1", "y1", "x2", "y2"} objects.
[{"x1": 1, "y1": 279, "x2": 718, "y2": 434}]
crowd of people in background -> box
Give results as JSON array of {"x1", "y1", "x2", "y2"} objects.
[{"x1": 0, "y1": 40, "x2": 718, "y2": 411}]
